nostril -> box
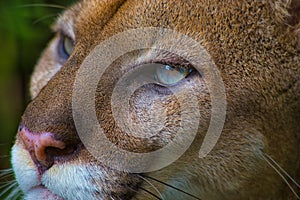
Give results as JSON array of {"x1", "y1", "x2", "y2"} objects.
[
  {"x1": 45, "y1": 144, "x2": 78, "y2": 162},
  {"x1": 33, "y1": 133, "x2": 66, "y2": 163},
  {"x1": 18, "y1": 125, "x2": 78, "y2": 174}
]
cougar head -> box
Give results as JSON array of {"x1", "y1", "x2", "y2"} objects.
[{"x1": 8, "y1": 0, "x2": 300, "y2": 199}]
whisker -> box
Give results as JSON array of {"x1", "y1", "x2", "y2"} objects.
[
  {"x1": 0, "y1": 176, "x2": 11, "y2": 182},
  {"x1": 33, "y1": 13, "x2": 59, "y2": 25},
  {"x1": 0, "y1": 181, "x2": 18, "y2": 197},
  {"x1": 262, "y1": 154, "x2": 300, "y2": 199},
  {"x1": 137, "y1": 175, "x2": 164, "y2": 200},
  {"x1": 5, "y1": 184, "x2": 22, "y2": 200},
  {"x1": 0, "y1": 168, "x2": 22, "y2": 199},
  {"x1": 0, "y1": 169, "x2": 14, "y2": 182},
  {"x1": 139, "y1": 187, "x2": 162, "y2": 200},
  {"x1": 0, "y1": 155, "x2": 10, "y2": 158},
  {"x1": 0, "y1": 168, "x2": 14, "y2": 175},
  {"x1": 0, "y1": 181, "x2": 16, "y2": 189},
  {"x1": 17, "y1": 4, "x2": 67, "y2": 9},
  {"x1": 264, "y1": 153, "x2": 300, "y2": 189},
  {"x1": 143, "y1": 175, "x2": 201, "y2": 200},
  {"x1": 127, "y1": 182, "x2": 161, "y2": 200},
  {"x1": 0, "y1": 170, "x2": 14, "y2": 176}
]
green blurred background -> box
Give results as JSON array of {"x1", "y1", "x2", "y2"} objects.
[{"x1": 0, "y1": 0, "x2": 74, "y2": 171}]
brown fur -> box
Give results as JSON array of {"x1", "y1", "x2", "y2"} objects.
[{"x1": 12, "y1": 0, "x2": 300, "y2": 199}]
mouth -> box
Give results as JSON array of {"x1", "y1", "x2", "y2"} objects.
[{"x1": 27, "y1": 185, "x2": 64, "y2": 200}]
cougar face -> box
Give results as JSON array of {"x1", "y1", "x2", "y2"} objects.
[{"x1": 9, "y1": 0, "x2": 300, "y2": 199}]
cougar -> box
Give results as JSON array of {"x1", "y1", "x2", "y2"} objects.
[{"x1": 5, "y1": 0, "x2": 300, "y2": 199}]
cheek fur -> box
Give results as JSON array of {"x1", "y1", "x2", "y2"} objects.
[{"x1": 11, "y1": 144, "x2": 40, "y2": 192}]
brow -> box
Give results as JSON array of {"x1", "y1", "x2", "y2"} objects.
[{"x1": 51, "y1": 12, "x2": 76, "y2": 40}]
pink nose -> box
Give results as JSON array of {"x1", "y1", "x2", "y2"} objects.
[{"x1": 18, "y1": 125, "x2": 75, "y2": 174}]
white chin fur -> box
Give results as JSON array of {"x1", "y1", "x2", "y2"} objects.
[
  {"x1": 11, "y1": 144, "x2": 41, "y2": 192},
  {"x1": 24, "y1": 186, "x2": 63, "y2": 200},
  {"x1": 12, "y1": 144, "x2": 104, "y2": 200}
]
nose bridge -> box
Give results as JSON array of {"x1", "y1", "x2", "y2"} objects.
[
  {"x1": 21, "y1": 0, "x2": 130, "y2": 141},
  {"x1": 22, "y1": 63, "x2": 78, "y2": 140}
]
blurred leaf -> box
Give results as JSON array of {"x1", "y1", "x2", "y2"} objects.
[{"x1": 0, "y1": 0, "x2": 74, "y2": 169}]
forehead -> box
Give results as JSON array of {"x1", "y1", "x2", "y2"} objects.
[
  {"x1": 54, "y1": 0, "x2": 292, "y2": 76},
  {"x1": 55, "y1": 0, "x2": 275, "y2": 42}
]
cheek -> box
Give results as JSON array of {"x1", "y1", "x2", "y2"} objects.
[
  {"x1": 126, "y1": 78, "x2": 210, "y2": 148},
  {"x1": 94, "y1": 71, "x2": 210, "y2": 152},
  {"x1": 129, "y1": 87, "x2": 181, "y2": 145}
]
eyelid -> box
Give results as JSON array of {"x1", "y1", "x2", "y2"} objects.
[
  {"x1": 58, "y1": 30, "x2": 75, "y2": 43},
  {"x1": 51, "y1": 15, "x2": 75, "y2": 41},
  {"x1": 148, "y1": 53, "x2": 193, "y2": 71},
  {"x1": 155, "y1": 61, "x2": 194, "y2": 74}
]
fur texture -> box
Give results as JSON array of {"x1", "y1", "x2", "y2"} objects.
[{"x1": 11, "y1": 0, "x2": 300, "y2": 199}]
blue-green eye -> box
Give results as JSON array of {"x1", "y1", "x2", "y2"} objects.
[
  {"x1": 59, "y1": 34, "x2": 74, "y2": 60},
  {"x1": 155, "y1": 64, "x2": 193, "y2": 86},
  {"x1": 63, "y1": 36, "x2": 74, "y2": 57}
]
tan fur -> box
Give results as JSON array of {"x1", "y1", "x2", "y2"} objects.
[{"x1": 12, "y1": 0, "x2": 300, "y2": 199}]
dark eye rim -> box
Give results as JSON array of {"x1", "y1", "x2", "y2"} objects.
[{"x1": 57, "y1": 33, "x2": 74, "y2": 60}]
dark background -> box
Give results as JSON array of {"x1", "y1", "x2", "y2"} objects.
[{"x1": 0, "y1": 0, "x2": 74, "y2": 171}]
